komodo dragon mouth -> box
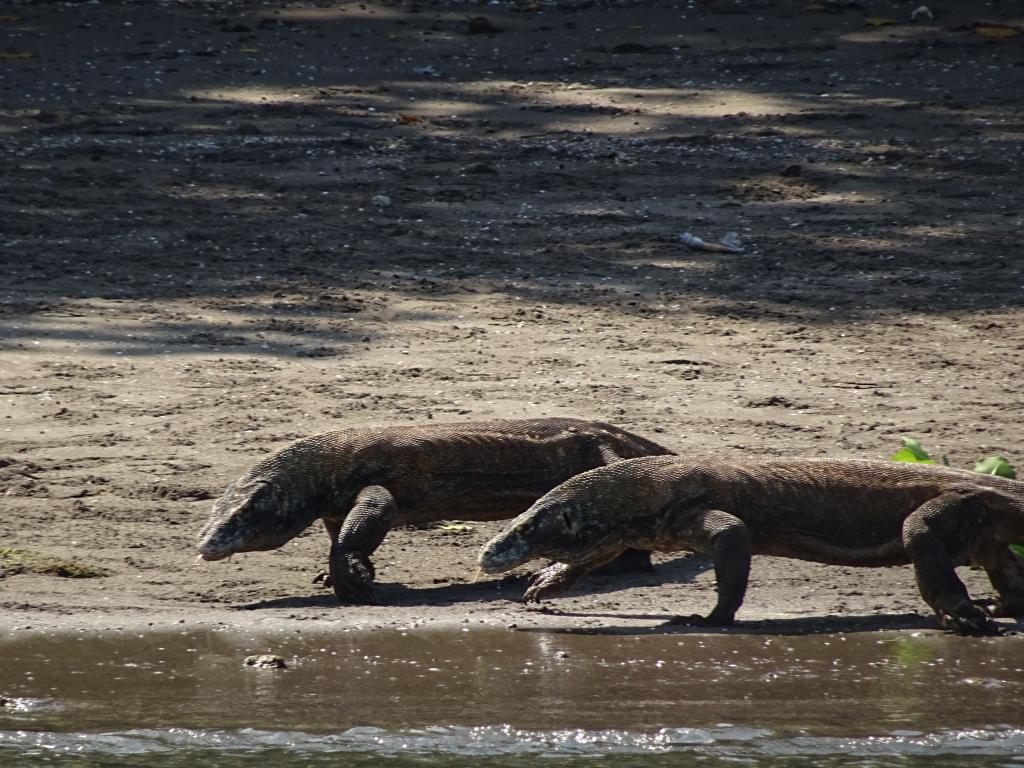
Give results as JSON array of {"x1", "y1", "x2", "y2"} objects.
[
  {"x1": 196, "y1": 480, "x2": 301, "y2": 561},
  {"x1": 197, "y1": 547, "x2": 230, "y2": 562}
]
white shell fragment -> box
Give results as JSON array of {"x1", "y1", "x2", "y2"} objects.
[{"x1": 680, "y1": 231, "x2": 745, "y2": 254}]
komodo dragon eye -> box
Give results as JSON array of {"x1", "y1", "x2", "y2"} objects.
[{"x1": 561, "y1": 511, "x2": 573, "y2": 531}]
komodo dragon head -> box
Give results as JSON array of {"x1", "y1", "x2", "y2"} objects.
[
  {"x1": 197, "y1": 434, "x2": 346, "y2": 561},
  {"x1": 197, "y1": 478, "x2": 313, "y2": 561},
  {"x1": 478, "y1": 459, "x2": 667, "y2": 574}
]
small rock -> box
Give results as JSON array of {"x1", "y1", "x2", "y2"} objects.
[
  {"x1": 244, "y1": 654, "x2": 287, "y2": 669},
  {"x1": 371, "y1": 194, "x2": 392, "y2": 207},
  {"x1": 781, "y1": 164, "x2": 802, "y2": 177}
]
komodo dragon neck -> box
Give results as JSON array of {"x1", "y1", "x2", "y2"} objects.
[{"x1": 246, "y1": 432, "x2": 372, "y2": 524}]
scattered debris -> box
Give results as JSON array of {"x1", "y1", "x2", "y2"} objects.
[
  {"x1": 719, "y1": 232, "x2": 744, "y2": 252},
  {"x1": 460, "y1": 162, "x2": 498, "y2": 175},
  {"x1": 910, "y1": 5, "x2": 934, "y2": 22},
  {"x1": 746, "y1": 395, "x2": 798, "y2": 409},
  {"x1": 680, "y1": 231, "x2": 746, "y2": 254}
]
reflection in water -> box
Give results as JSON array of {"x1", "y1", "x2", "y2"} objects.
[{"x1": 0, "y1": 628, "x2": 1022, "y2": 766}]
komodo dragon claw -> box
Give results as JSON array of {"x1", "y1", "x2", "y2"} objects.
[
  {"x1": 938, "y1": 608, "x2": 1003, "y2": 637},
  {"x1": 523, "y1": 562, "x2": 576, "y2": 604},
  {"x1": 324, "y1": 547, "x2": 379, "y2": 605}
]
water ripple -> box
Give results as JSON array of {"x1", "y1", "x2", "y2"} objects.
[{"x1": 2, "y1": 725, "x2": 1023, "y2": 759}]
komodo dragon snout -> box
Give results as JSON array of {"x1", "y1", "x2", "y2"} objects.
[{"x1": 197, "y1": 480, "x2": 307, "y2": 561}]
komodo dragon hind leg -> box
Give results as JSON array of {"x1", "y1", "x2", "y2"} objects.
[
  {"x1": 322, "y1": 485, "x2": 397, "y2": 605},
  {"x1": 902, "y1": 491, "x2": 1003, "y2": 636},
  {"x1": 975, "y1": 541, "x2": 1024, "y2": 619},
  {"x1": 667, "y1": 509, "x2": 750, "y2": 628}
]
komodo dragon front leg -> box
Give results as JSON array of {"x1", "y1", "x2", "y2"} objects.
[
  {"x1": 667, "y1": 509, "x2": 752, "y2": 627},
  {"x1": 902, "y1": 490, "x2": 1004, "y2": 636},
  {"x1": 523, "y1": 550, "x2": 625, "y2": 603},
  {"x1": 316, "y1": 485, "x2": 397, "y2": 604}
]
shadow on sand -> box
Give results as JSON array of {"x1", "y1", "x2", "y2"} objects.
[{"x1": 232, "y1": 553, "x2": 713, "y2": 610}]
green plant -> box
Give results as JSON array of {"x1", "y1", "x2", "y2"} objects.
[
  {"x1": 0, "y1": 548, "x2": 112, "y2": 578},
  {"x1": 891, "y1": 438, "x2": 1021, "y2": 556},
  {"x1": 890, "y1": 436, "x2": 949, "y2": 466},
  {"x1": 890, "y1": 437, "x2": 1016, "y2": 478}
]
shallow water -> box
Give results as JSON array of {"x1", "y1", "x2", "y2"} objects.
[{"x1": 1, "y1": 627, "x2": 1022, "y2": 767}]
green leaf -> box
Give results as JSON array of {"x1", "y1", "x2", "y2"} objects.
[
  {"x1": 891, "y1": 437, "x2": 935, "y2": 464},
  {"x1": 1011, "y1": 544, "x2": 1024, "y2": 558},
  {"x1": 973, "y1": 456, "x2": 1016, "y2": 479}
]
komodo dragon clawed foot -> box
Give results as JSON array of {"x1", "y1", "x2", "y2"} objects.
[
  {"x1": 523, "y1": 562, "x2": 580, "y2": 604},
  {"x1": 967, "y1": 597, "x2": 1021, "y2": 619},
  {"x1": 985, "y1": 599, "x2": 1024, "y2": 619},
  {"x1": 937, "y1": 604, "x2": 1004, "y2": 637},
  {"x1": 522, "y1": 552, "x2": 629, "y2": 604},
  {"x1": 315, "y1": 545, "x2": 379, "y2": 604}
]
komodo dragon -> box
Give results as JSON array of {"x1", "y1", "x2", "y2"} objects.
[
  {"x1": 197, "y1": 418, "x2": 673, "y2": 603},
  {"x1": 478, "y1": 456, "x2": 1024, "y2": 635}
]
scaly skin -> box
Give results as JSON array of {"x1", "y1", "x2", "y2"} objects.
[
  {"x1": 196, "y1": 418, "x2": 673, "y2": 603},
  {"x1": 478, "y1": 456, "x2": 1024, "y2": 636}
]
